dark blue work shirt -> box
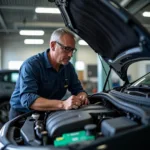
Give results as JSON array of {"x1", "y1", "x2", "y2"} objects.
[{"x1": 10, "y1": 49, "x2": 84, "y2": 112}]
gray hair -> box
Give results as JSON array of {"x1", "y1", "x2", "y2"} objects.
[{"x1": 50, "y1": 28, "x2": 75, "y2": 42}]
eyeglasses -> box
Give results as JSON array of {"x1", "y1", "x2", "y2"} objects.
[{"x1": 56, "y1": 41, "x2": 77, "y2": 53}]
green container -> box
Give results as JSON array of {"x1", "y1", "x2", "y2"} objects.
[{"x1": 54, "y1": 130, "x2": 95, "y2": 147}]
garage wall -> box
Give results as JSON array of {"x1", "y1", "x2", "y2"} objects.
[
  {"x1": 127, "y1": 62, "x2": 138, "y2": 81},
  {"x1": 1, "y1": 33, "x2": 49, "y2": 69},
  {"x1": 77, "y1": 45, "x2": 97, "y2": 80},
  {"x1": 1, "y1": 33, "x2": 97, "y2": 81},
  {"x1": 137, "y1": 61, "x2": 150, "y2": 77},
  {"x1": 128, "y1": 60, "x2": 150, "y2": 82},
  {"x1": 1, "y1": 33, "x2": 148, "y2": 82},
  {"x1": 77, "y1": 46, "x2": 97, "y2": 64}
]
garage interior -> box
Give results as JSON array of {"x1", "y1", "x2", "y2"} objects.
[
  {"x1": 0, "y1": 0, "x2": 150, "y2": 111},
  {"x1": 0, "y1": 1, "x2": 149, "y2": 148},
  {"x1": 0, "y1": 0, "x2": 149, "y2": 92}
]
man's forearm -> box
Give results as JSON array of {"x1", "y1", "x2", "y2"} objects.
[{"x1": 30, "y1": 97, "x2": 64, "y2": 111}]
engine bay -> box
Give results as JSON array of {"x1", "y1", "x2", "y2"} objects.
[{"x1": 5, "y1": 93, "x2": 146, "y2": 149}]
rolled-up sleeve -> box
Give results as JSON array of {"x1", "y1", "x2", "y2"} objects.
[{"x1": 19, "y1": 61, "x2": 40, "y2": 109}]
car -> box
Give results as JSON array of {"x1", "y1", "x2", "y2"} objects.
[
  {"x1": 0, "y1": 70, "x2": 19, "y2": 123},
  {"x1": 0, "y1": 0, "x2": 150, "y2": 150}
]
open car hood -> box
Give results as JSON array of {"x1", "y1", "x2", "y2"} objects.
[{"x1": 53, "y1": 0, "x2": 150, "y2": 81}]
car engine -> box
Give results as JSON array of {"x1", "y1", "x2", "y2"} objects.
[{"x1": 7, "y1": 93, "x2": 145, "y2": 148}]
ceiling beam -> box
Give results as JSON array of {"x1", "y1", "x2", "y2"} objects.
[
  {"x1": 128, "y1": 0, "x2": 150, "y2": 15},
  {"x1": 14, "y1": 22, "x2": 65, "y2": 29},
  {"x1": 0, "y1": 29, "x2": 18, "y2": 32},
  {"x1": 0, "y1": 6, "x2": 34, "y2": 10},
  {"x1": 0, "y1": 11, "x2": 8, "y2": 33}
]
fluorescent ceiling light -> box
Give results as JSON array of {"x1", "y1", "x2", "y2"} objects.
[
  {"x1": 143, "y1": 12, "x2": 150, "y2": 17},
  {"x1": 35, "y1": 7, "x2": 60, "y2": 14},
  {"x1": 24, "y1": 39, "x2": 44, "y2": 44},
  {"x1": 78, "y1": 40, "x2": 88, "y2": 45},
  {"x1": 19, "y1": 30, "x2": 44, "y2": 36}
]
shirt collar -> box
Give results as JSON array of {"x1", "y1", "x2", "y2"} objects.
[{"x1": 44, "y1": 48, "x2": 53, "y2": 68}]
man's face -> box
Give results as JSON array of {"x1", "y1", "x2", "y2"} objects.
[{"x1": 53, "y1": 34, "x2": 76, "y2": 65}]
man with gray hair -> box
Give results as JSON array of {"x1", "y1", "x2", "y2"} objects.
[{"x1": 9, "y1": 28, "x2": 88, "y2": 120}]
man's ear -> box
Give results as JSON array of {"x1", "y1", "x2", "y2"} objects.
[{"x1": 50, "y1": 41, "x2": 56, "y2": 51}]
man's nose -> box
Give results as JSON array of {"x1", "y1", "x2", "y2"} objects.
[{"x1": 68, "y1": 51, "x2": 73, "y2": 57}]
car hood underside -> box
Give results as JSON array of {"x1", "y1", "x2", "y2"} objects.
[{"x1": 54, "y1": 0, "x2": 150, "y2": 81}]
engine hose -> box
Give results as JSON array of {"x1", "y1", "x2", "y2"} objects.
[
  {"x1": 35, "y1": 127, "x2": 42, "y2": 139},
  {"x1": 41, "y1": 131, "x2": 48, "y2": 146},
  {"x1": 35, "y1": 121, "x2": 44, "y2": 139}
]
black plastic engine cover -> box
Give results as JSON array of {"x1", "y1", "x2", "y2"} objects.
[
  {"x1": 46, "y1": 111, "x2": 93, "y2": 138},
  {"x1": 46, "y1": 104, "x2": 116, "y2": 137}
]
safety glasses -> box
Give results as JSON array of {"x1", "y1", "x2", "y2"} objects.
[{"x1": 56, "y1": 41, "x2": 77, "y2": 53}]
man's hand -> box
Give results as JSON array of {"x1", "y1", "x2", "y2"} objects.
[
  {"x1": 77, "y1": 92, "x2": 89, "y2": 105},
  {"x1": 63, "y1": 95, "x2": 82, "y2": 110},
  {"x1": 62, "y1": 92, "x2": 89, "y2": 110}
]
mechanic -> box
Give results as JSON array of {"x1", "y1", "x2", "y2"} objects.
[{"x1": 9, "y1": 28, "x2": 88, "y2": 120}]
